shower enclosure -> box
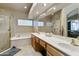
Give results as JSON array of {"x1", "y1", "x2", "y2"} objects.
[{"x1": 0, "y1": 15, "x2": 10, "y2": 52}]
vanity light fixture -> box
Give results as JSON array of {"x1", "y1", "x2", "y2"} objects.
[
  {"x1": 43, "y1": 3, "x2": 47, "y2": 7},
  {"x1": 39, "y1": 13, "x2": 46, "y2": 17},
  {"x1": 24, "y1": 6, "x2": 27, "y2": 9},
  {"x1": 47, "y1": 8, "x2": 53, "y2": 12},
  {"x1": 47, "y1": 7, "x2": 56, "y2": 12},
  {"x1": 53, "y1": 7, "x2": 56, "y2": 10},
  {"x1": 36, "y1": 11, "x2": 39, "y2": 14}
]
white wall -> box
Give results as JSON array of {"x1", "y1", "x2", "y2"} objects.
[
  {"x1": 0, "y1": 8, "x2": 33, "y2": 37},
  {"x1": 0, "y1": 15, "x2": 10, "y2": 52},
  {"x1": 0, "y1": 32, "x2": 9, "y2": 52}
]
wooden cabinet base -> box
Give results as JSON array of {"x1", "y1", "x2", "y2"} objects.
[
  {"x1": 47, "y1": 44, "x2": 64, "y2": 56},
  {"x1": 31, "y1": 34, "x2": 65, "y2": 56},
  {"x1": 47, "y1": 51, "x2": 53, "y2": 56}
]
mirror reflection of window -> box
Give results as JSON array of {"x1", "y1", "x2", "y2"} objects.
[
  {"x1": 34, "y1": 21, "x2": 44, "y2": 26},
  {"x1": 46, "y1": 22, "x2": 52, "y2": 26},
  {"x1": 67, "y1": 8, "x2": 79, "y2": 38},
  {"x1": 71, "y1": 20, "x2": 79, "y2": 31}
]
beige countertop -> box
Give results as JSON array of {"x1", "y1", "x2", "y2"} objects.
[{"x1": 32, "y1": 33, "x2": 79, "y2": 56}]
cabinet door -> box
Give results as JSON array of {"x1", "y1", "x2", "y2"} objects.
[
  {"x1": 47, "y1": 51, "x2": 53, "y2": 56},
  {"x1": 36, "y1": 37, "x2": 39, "y2": 43},
  {"x1": 40, "y1": 40, "x2": 46, "y2": 48},
  {"x1": 47, "y1": 44, "x2": 64, "y2": 56},
  {"x1": 31, "y1": 35, "x2": 36, "y2": 49}
]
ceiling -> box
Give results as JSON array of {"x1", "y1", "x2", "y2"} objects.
[
  {"x1": 0, "y1": 3, "x2": 32, "y2": 14},
  {"x1": 0, "y1": 3, "x2": 71, "y2": 19},
  {"x1": 29, "y1": 3, "x2": 71, "y2": 19},
  {"x1": 67, "y1": 8, "x2": 78, "y2": 17},
  {"x1": 28, "y1": 3, "x2": 56, "y2": 19},
  {"x1": 28, "y1": 3, "x2": 71, "y2": 19}
]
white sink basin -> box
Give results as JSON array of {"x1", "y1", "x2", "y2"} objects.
[
  {"x1": 58, "y1": 43, "x2": 73, "y2": 49},
  {"x1": 58, "y1": 43, "x2": 79, "y2": 52},
  {"x1": 45, "y1": 34, "x2": 52, "y2": 37}
]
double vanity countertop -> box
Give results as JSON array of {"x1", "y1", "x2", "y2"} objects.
[{"x1": 32, "y1": 33, "x2": 79, "y2": 56}]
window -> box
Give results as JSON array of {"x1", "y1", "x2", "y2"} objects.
[
  {"x1": 38, "y1": 22, "x2": 44, "y2": 26},
  {"x1": 18, "y1": 19, "x2": 32, "y2": 26},
  {"x1": 34, "y1": 21, "x2": 44, "y2": 26},
  {"x1": 34, "y1": 21, "x2": 38, "y2": 26},
  {"x1": 46, "y1": 22, "x2": 52, "y2": 26},
  {"x1": 71, "y1": 20, "x2": 79, "y2": 31}
]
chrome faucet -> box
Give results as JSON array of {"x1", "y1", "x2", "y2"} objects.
[{"x1": 71, "y1": 39, "x2": 75, "y2": 45}]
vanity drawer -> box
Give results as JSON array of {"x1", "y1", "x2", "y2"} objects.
[
  {"x1": 32, "y1": 38, "x2": 36, "y2": 48},
  {"x1": 31, "y1": 35, "x2": 36, "y2": 49},
  {"x1": 47, "y1": 44, "x2": 64, "y2": 56},
  {"x1": 40, "y1": 40, "x2": 46, "y2": 48},
  {"x1": 47, "y1": 51, "x2": 52, "y2": 56},
  {"x1": 36, "y1": 37, "x2": 39, "y2": 43}
]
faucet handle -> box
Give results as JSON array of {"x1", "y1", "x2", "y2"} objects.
[{"x1": 71, "y1": 39, "x2": 75, "y2": 45}]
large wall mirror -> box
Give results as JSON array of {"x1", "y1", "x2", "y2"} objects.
[
  {"x1": 35, "y1": 10, "x2": 62, "y2": 35},
  {"x1": 67, "y1": 8, "x2": 79, "y2": 38},
  {"x1": 37, "y1": 15, "x2": 52, "y2": 33}
]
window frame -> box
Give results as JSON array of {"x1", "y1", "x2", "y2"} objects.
[
  {"x1": 33, "y1": 21, "x2": 44, "y2": 27},
  {"x1": 17, "y1": 19, "x2": 33, "y2": 27}
]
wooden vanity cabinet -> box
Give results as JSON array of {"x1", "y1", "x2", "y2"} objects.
[
  {"x1": 47, "y1": 44, "x2": 64, "y2": 56},
  {"x1": 31, "y1": 35, "x2": 41, "y2": 51},
  {"x1": 31, "y1": 35, "x2": 36, "y2": 49},
  {"x1": 40, "y1": 40, "x2": 46, "y2": 48},
  {"x1": 36, "y1": 37, "x2": 39, "y2": 43},
  {"x1": 31, "y1": 34, "x2": 65, "y2": 56}
]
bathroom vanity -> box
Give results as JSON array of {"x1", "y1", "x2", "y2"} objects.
[{"x1": 31, "y1": 33, "x2": 79, "y2": 56}]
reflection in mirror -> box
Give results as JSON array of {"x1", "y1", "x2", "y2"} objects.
[
  {"x1": 51, "y1": 10, "x2": 61, "y2": 35},
  {"x1": 67, "y1": 8, "x2": 79, "y2": 38},
  {"x1": 36, "y1": 10, "x2": 62, "y2": 35},
  {"x1": 37, "y1": 15, "x2": 52, "y2": 33}
]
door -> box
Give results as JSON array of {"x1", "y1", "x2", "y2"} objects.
[{"x1": 0, "y1": 15, "x2": 10, "y2": 52}]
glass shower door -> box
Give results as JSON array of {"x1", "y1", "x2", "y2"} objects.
[{"x1": 0, "y1": 15, "x2": 10, "y2": 52}]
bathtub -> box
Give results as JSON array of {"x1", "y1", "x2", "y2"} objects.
[{"x1": 11, "y1": 33, "x2": 31, "y2": 48}]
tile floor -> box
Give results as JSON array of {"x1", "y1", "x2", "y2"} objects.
[{"x1": 14, "y1": 45, "x2": 42, "y2": 56}]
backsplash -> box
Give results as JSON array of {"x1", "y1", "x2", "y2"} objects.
[{"x1": 51, "y1": 10, "x2": 62, "y2": 35}]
